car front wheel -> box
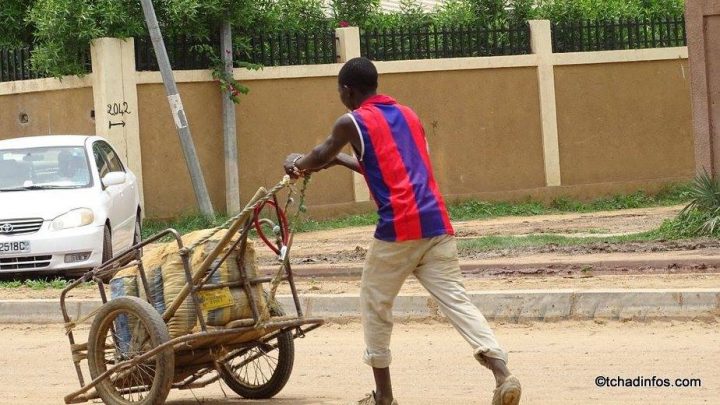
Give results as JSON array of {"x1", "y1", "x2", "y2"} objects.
[
  {"x1": 133, "y1": 214, "x2": 141, "y2": 246},
  {"x1": 102, "y1": 225, "x2": 112, "y2": 265}
]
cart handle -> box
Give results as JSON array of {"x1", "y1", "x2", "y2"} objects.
[{"x1": 253, "y1": 199, "x2": 290, "y2": 255}]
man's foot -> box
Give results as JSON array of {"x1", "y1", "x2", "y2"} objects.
[
  {"x1": 354, "y1": 391, "x2": 398, "y2": 405},
  {"x1": 476, "y1": 354, "x2": 513, "y2": 387},
  {"x1": 492, "y1": 375, "x2": 522, "y2": 405}
]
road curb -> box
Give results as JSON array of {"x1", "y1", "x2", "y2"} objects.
[{"x1": 1, "y1": 289, "x2": 718, "y2": 324}]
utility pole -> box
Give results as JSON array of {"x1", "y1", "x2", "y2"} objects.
[
  {"x1": 221, "y1": 20, "x2": 240, "y2": 214},
  {"x1": 138, "y1": 0, "x2": 215, "y2": 218}
]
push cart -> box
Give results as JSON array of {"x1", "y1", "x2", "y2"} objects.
[{"x1": 60, "y1": 177, "x2": 324, "y2": 404}]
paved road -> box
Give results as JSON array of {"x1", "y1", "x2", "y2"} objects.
[{"x1": 1, "y1": 321, "x2": 718, "y2": 404}]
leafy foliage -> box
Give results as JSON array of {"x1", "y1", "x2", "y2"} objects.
[
  {"x1": 534, "y1": 0, "x2": 684, "y2": 21},
  {"x1": 0, "y1": 277, "x2": 71, "y2": 289},
  {"x1": 348, "y1": 0, "x2": 685, "y2": 29},
  {"x1": 676, "y1": 172, "x2": 720, "y2": 236},
  {"x1": 0, "y1": 0, "x2": 33, "y2": 46},
  {"x1": 331, "y1": 0, "x2": 381, "y2": 27}
]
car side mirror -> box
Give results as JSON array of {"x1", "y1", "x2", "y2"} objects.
[{"x1": 102, "y1": 172, "x2": 126, "y2": 188}]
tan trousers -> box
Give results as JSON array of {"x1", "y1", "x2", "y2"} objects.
[{"x1": 360, "y1": 234, "x2": 508, "y2": 369}]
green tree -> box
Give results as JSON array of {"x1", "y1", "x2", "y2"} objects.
[
  {"x1": 433, "y1": 0, "x2": 476, "y2": 26},
  {"x1": 397, "y1": 0, "x2": 432, "y2": 27},
  {"x1": 466, "y1": 0, "x2": 509, "y2": 24},
  {"x1": 331, "y1": 0, "x2": 380, "y2": 26},
  {"x1": 0, "y1": 0, "x2": 34, "y2": 46},
  {"x1": 28, "y1": 0, "x2": 146, "y2": 76},
  {"x1": 27, "y1": 0, "x2": 269, "y2": 77},
  {"x1": 534, "y1": 0, "x2": 684, "y2": 21},
  {"x1": 257, "y1": 0, "x2": 329, "y2": 31}
]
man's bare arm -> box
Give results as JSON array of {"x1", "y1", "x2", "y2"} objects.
[
  {"x1": 284, "y1": 115, "x2": 360, "y2": 175},
  {"x1": 333, "y1": 153, "x2": 362, "y2": 173}
]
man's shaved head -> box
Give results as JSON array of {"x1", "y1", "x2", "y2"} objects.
[{"x1": 338, "y1": 57, "x2": 378, "y2": 94}]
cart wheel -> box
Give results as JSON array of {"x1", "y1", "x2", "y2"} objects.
[
  {"x1": 219, "y1": 306, "x2": 295, "y2": 399},
  {"x1": 87, "y1": 296, "x2": 174, "y2": 405}
]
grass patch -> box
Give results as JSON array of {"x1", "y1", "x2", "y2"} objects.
[
  {"x1": 0, "y1": 280, "x2": 23, "y2": 288},
  {"x1": 456, "y1": 233, "x2": 657, "y2": 253},
  {"x1": 143, "y1": 184, "x2": 691, "y2": 237},
  {"x1": 142, "y1": 214, "x2": 230, "y2": 240},
  {"x1": 293, "y1": 213, "x2": 378, "y2": 232},
  {"x1": 456, "y1": 210, "x2": 709, "y2": 254},
  {"x1": 449, "y1": 184, "x2": 690, "y2": 222},
  {"x1": 0, "y1": 278, "x2": 73, "y2": 290}
]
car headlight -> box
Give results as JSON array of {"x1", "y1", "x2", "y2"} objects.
[{"x1": 51, "y1": 208, "x2": 95, "y2": 231}]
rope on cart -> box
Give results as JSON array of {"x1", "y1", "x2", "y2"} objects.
[
  {"x1": 64, "y1": 306, "x2": 103, "y2": 334},
  {"x1": 269, "y1": 175, "x2": 312, "y2": 300}
]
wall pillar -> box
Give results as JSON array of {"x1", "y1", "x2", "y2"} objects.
[
  {"x1": 90, "y1": 37, "x2": 144, "y2": 210},
  {"x1": 686, "y1": 1, "x2": 720, "y2": 177},
  {"x1": 529, "y1": 20, "x2": 562, "y2": 187},
  {"x1": 336, "y1": 27, "x2": 370, "y2": 202}
]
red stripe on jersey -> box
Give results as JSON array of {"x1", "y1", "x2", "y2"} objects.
[
  {"x1": 355, "y1": 106, "x2": 423, "y2": 240},
  {"x1": 397, "y1": 105, "x2": 454, "y2": 234}
]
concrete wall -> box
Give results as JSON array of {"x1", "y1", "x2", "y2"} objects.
[
  {"x1": 137, "y1": 82, "x2": 225, "y2": 217},
  {"x1": 137, "y1": 77, "x2": 359, "y2": 218},
  {"x1": 0, "y1": 86, "x2": 95, "y2": 138},
  {"x1": 136, "y1": 68, "x2": 546, "y2": 218},
  {"x1": 381, "y1": 67, "x2": 546, "y2": 196},
  {"x1": 135, "y1": 60, "x2": 690, "y2": 218},
  {"x1": 687, "y1": 1, "x2": 720, "y2": 177},
  {"x1": 555, "y1": 60, "x2": 695, "y2": 186}
]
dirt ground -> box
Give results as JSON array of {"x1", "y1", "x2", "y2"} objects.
[
  {"x1": 255, "y1": 205, "x2": 720, "y2": 266},
  {"x1": 1, "y1": 320, "x2": 717, "y2": 404},
  {"x1": 3, "y1": 205, "x2": 719, "y2": 300}
]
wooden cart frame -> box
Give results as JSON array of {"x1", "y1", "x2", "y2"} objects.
[{"x1": 60, "y1": 178, "x2": 324, "y2": 404}]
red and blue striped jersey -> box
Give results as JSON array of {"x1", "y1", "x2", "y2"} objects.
[{"x1": 349, "y1": 94, "x2": 454, "y2": 242}]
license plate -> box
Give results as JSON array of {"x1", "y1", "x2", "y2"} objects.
[{"x1": 0, "y1": 241, "x2": 31, "y2": 255}]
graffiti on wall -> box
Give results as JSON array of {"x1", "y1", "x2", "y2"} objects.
[{"x1": 107, "y1": 101, "x2": 131, "y2": 129}]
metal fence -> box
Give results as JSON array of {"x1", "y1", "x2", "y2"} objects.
[
  {"x1": 0, "y1": 46, "x2": 91, "y2": 83},
  {"x1": 236, "y1": 29, "x2": 337, "y2": 66},
  {"x1": 360, "y1": 23, "x2": 531, "y2": 61},
  {"x1": 2, "y1": 18, "x2": 691, "y2": 81},
  {"x1": 135, "y1": 29, "x2": 337, "y2": 71},
  {"x1": 551, "y1": 16, "x2": 686, "y2": 53},
  {"x1": 0, "y1": 46, "x2": 43, "y2": 82},
  {"x1": 135, "y1": 36, "x2": 216, "y2": 71}
]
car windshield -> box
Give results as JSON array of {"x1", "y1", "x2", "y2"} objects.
[{"x1": 0, "y1": 146, "x2": 92, "y2": 191}]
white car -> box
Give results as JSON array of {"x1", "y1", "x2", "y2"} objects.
[{"x1": 0, "y1": 135, "x2": 141, "y2": 276}]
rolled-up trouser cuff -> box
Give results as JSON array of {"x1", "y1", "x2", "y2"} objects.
[
  {"x1": 363, "y1": 348, "x2": 392, "y2": 369},
  {"x1": 473, "y1": 347, "x2": 509, "y2": 370}
]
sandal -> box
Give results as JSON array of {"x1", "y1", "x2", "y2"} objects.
[
  {"x1": 354, "y1": 391, "x2": 399, "y2": 405},
  {"x1": 492, "y1": 375, "x2": 522, "y2": 405}
]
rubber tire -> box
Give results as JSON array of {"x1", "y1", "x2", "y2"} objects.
[
  {"x1": 131, "y1": 214, "x2": 143, "y2": 258},
  {"x1": 102, "y1": 225, "x2": 113, "y2": 265},
  {"x1": 219, "y1": 306, "x2": 295, "y2": 399},
  {"x1": 87, "y1": 296, "x2": 174, "y2": 405},
  {"x1": 117, "y1": 215, "x2": 142, "y2": 268},
  {"x1": 133, "y1": 215, "x2": 142, "y2": 246}
]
